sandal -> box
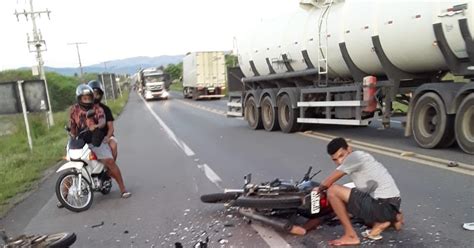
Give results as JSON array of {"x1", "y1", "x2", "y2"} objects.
[
  {"x1": 361, "y1": 230, "x2": 383, "y2": 240},
  {"x1": 121, "y1": 192, "x2": 132, "y2": 199}
]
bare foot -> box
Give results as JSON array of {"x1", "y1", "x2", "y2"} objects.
[
  {"x1": 370, "y1": 221, "x2": 391, "y2": 237},
  {"x1": 328, "y1": 234, "x2": 360, "y2": 246},
  {"x1": 290, "y1": 225, "x2": 306, "y2": 236},
  {"x1": 393, "y1": 213, "x2": 404, "y2": 231},
  {"x1": 303, "y1": 218, "x2": 322, "y2": 231}
]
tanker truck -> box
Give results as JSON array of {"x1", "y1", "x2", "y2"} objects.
[{"x1": 226, "y1": 0, "x2": 474, "y2": 154}]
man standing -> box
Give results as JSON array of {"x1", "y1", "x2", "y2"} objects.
[{"x1": 315, "y1": 137, "x2": 403, "y2": 246}]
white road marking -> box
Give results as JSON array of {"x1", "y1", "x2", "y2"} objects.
[
  {"x1": 140, "y1": 95, "x2": 195, "y2": 157},
  {"x1": 251, "y1": 223, "x2": 292, "y2": 248},
  {"x1": 299, "y1": 131, "x2": 474, "y2": 176},
  {"x1": 197, "y1": 164, "x2": 223, "y2": 189},
  {"x1": 141, "y1": 93, "x2": 292, "y2": 248}
]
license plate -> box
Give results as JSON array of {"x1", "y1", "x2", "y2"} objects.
[{"x1": 311, "y1": 191, "x2": 320, "y2": 214}]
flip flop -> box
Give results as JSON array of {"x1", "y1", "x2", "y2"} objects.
[
  {"x1": 463, "y1": 223, "x2": 474, "y2": 231},
  {"x1": 361, "y1": 230, "x2": 383, "y2": 240},
  {"x1": 328, "y1": 240, "x2": 361, "y2": 246},
  {"x1": 121, "y1": 192, "x2": 132, "y2": 199}
]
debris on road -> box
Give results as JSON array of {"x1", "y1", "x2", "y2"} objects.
[
  {"x1": 91, "y1": 221, "x2": 104, "y2": 228},
  {"x1": 448, "y1": 161, "x2": 459, "y2": 167},
  {"x1": 218, "y1": 238, "x2": 229, "y2": 244}
]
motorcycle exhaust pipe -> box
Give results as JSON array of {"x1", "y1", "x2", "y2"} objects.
[{"x1": 238, "y1": 208, "x2": 293, "y2": 232}]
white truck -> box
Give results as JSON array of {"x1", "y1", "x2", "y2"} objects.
[
  {"x1": 227, "y1": 0, "x2": 474, "y2": 154},
  {"x1": 139, "y1": 68, "x2": 171, "y2": 100},
  {"x1": 183, "y1": 51, "x2": 226, "y2": 100}
]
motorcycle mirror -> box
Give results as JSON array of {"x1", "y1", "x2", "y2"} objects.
[
  {"x1": 86, "y1": 109, "x2": 96, "y2": 118},
  {"x1": 310, "y1": 170, "x2": 322, "y2": 180},
  {"x1": 244, "y1": 173, "x2": 252, "y2": 185}
]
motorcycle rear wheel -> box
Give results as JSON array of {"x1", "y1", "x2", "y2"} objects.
[
  {"x1": 200, "y1": 193, "x2": 241, "y2": 203},
  {"x1": 233, "y1": 196, "x2": 302, "y2": 209}
]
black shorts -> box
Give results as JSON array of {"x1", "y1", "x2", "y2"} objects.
[{"x1": 347, "y1": 188, "x2": 401, "y2": 224}]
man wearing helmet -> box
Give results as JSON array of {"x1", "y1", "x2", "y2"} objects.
[
  {"x1": 88, "y1": 80, "x2": 118, "y2": 161},
  {"x1": 68, "y1": 84, "x2": 131, "y2": 199}
]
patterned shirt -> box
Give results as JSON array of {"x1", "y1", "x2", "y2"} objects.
[{"x1": 68, "y1": 104, "x2": 105, "y2": 137}]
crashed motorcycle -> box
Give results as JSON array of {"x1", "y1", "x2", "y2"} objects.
[
  {"x1": 1, "y1": 230, "x2": 76, "y2": 248},
  {"x1": 55, "y1": 120, "x2": 113, "y2": 212},
  {"x1": 201, "y1": 167, "x2": 354, "y2": 233}
]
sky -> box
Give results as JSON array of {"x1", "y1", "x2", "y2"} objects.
[{"x1": 0, "y1": 0, "x2": 298, "y2": 70}]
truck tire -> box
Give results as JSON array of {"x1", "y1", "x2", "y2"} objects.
[
  {"x1": 200, "y1": 193, "x2": 241, "y2": 203},
  {"x1": 183, "y1": 88, "x2": 189, "y2": 99},
  {"x1": 277, "y1": 94, "x2": 300, "y2": 133},
  {"x1": 233, "y1": 196, "x2": 302, "y2": 209},
  {"x1": 412, "y1": 92, "x2": 455, "y2": 148},
  {"x1": 245, "y1": 96, "x2": 263, "y2": 130},
  {"x1": 261, "y1": 96, "x2": 280, "y2": 131},
  {"x1": 455, "y1": 93, "x2": 474, "y2": 154}
]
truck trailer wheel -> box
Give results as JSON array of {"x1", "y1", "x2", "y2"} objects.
[
  {"x1": 261, "y1": 96, "x2": 280, "y2": 131},
  {"x1": 455, "y1": 93, "x2": 474, "y2": 154},
  {"x1": 412, "y1": 92, "x2": 455, "y2": 148},
  {"x1": 277, "y1": 94, "x2": 300, "y2": 133},
  {"x1": 245, "y1": 96, "x2": 263, "y2": 130}
]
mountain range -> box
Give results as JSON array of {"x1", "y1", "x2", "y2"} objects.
[{"x1": 43, "y1": 55, "x2": 185, "y2": 76}]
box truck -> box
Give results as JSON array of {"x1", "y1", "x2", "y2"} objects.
[
  {"x1": 227, "y1": 0, "x2": 474, "y2": 154},
  {"x1": 183, "y1": 51, "x2": 226, "y2": 100}
]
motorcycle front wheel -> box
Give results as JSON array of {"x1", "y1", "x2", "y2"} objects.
[
  {"x1": 233, "y1": 196, "x2": 302, "y2": 209},
  {"x1": 5, "y1": 232, "x2": 76, "y2": 248},
  {"x1": 56, "y1": 171, "x2": 94, "y2": 212},
  {"x1": 200, "y1": 192, "x2": 241, "y2": 203}
]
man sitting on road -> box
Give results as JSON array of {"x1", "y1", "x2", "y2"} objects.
[
  {"x1": 312, "y1": 137, "x2": 403, "y2": 246},
  {"x1": 67, "y1": 85, "x2": 130, "y2": 199},
  {"x1": 88, "y1": 80, "x2": 119, "y2": 161}
]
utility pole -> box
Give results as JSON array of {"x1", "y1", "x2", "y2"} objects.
[
  {"x1": 14, "y1": 0, "x2": 54, "y2": 126},
  {"x1": 68, "y1": 42, "x2": 87, "y2": 78}
]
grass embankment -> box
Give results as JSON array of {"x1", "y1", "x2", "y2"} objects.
[
  {"x1": 0, "y1": 90, "x2": 129, "y2": 214},
  {"x1": 169, "y1": 80, "x2": 183, "y2": 92}
]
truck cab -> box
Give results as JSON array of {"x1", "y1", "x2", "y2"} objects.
[{"x1": 140, "y1": 68, "x2": 171, "y2": 100}]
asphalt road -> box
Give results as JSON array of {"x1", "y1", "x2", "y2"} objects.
[{"x1": 1, "y1": 92, "x2": 473, "y2": 248}]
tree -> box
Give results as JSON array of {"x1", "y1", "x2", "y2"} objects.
[
  {"x1": 164, "y1": 63, "x2": 183, "y2": 81},
  {"x1": 225, "y1": 54, "x2": 238, "y2": 68}
]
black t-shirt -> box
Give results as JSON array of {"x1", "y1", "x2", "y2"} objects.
[{"x1": 99, "y1": 103, "x2": 114, "y2": 136}]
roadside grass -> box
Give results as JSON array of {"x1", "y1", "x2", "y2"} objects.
[
  {"x1": 0, "y1": 90, "x2": 129, "y2": 214},
  {"x1": 169, "y1": 80, "x2": 183, "y2": 92},
  {"x1": 393, "y1": 101, "x2": 408, "y2": 113}
]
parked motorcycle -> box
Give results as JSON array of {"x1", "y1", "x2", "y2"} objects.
[
  {"x1": 201, "y1": 167, "x2": 354, "y2": 233},
  {"x1": 1, "y1": 230, "x2": 76, "y2": 248},
  {"x1": 55, "y1": 114, "x2": 112, "y2": 212}
]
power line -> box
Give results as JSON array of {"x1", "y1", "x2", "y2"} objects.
[
  {"x1": 68, "y1": 42, "x2": 88, "y2": 78},
  {"x1": 14, "y1": 0, "x2": 54, "y2": 126}
]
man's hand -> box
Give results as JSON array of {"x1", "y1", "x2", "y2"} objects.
[
  {"x1": 313, "y1": 185, "x2": 329, "y2": 193},
  {"x1": 103, "y1": 136, "x2": 110, "y2": 144}
]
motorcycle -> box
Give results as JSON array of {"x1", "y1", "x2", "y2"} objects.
[
  {"x1": 55, "y1": 112, "x2": 113, "y2": 212},
  {"x1": 1, "y1": 230, "x2": 76, "y2": 248},
  {"x1": 201, "y1": 167, "x2": 355, "y2": 233}
]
